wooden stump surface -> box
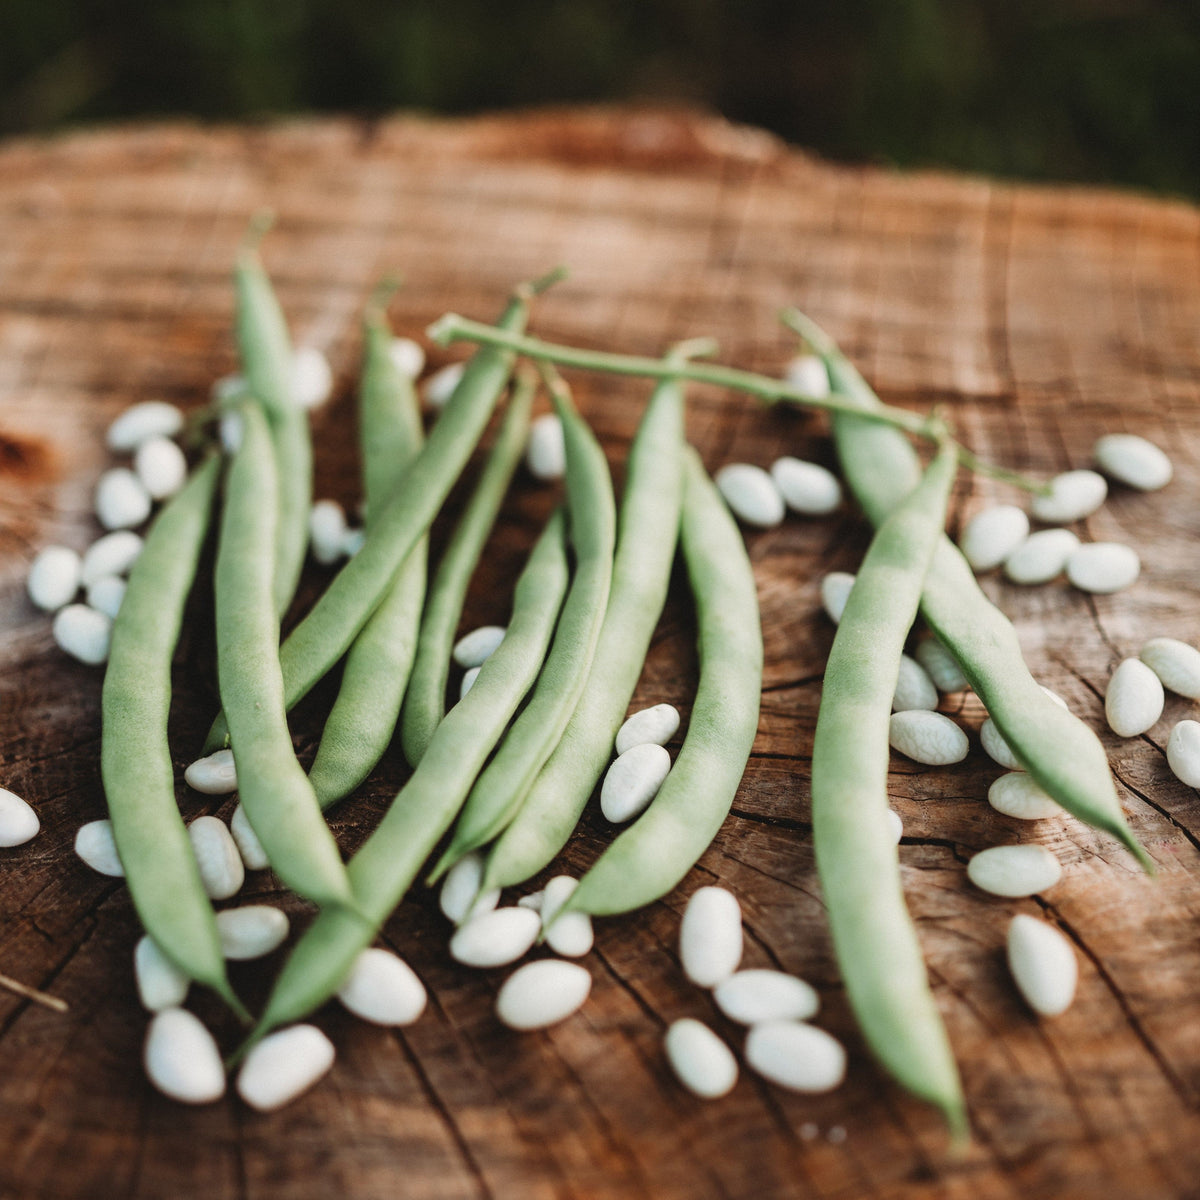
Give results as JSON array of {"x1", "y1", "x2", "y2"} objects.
[{"x1": 2, "y1": 106, "x2": 1200, "y2": 1200}]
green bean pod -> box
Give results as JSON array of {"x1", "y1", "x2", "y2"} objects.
[
  {"x1": 481, "y1": 359, "x2": 689, "y2": 893},
  {"x1": 556, "y1": 447, "x2": 761, "y2": 917},
  {"x1": 400, "y1": 367, "x2": 534, "y2": 767},
  {"x1": 240, "y1": 509, "x2": 570, "y2": 1047},
  {"x1": 810, "y1": 439, "x2": 967, "y2": 1140},
  {"x1": 784, "y1": 310, "x2": 1152, "y2": 872},
  {"x1": 234, "y1": 231, "x2": 312, "y2": 619},
  {"x1": 204, "y1": 274, "x2": 556, "y2": 753},
  {"x1": 215, "y1": 402, "x2": 357, "y2": 911},
  {"x1": 308, "y1": 296, "x2": 427, "y2": 807},
  {"x1": 100, "y1": 456, "x2": 248, "y2": 1020},
  {"x1": 427, "y1": 376, "x2": 616, "y2": 882}
]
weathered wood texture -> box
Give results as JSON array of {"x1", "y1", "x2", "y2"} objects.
[{"x1": 2, "y1": 107, "x2": 1200, "y2": 1200}]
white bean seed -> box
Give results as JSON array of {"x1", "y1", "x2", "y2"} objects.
[
  {"x1": 216, "y1": 906, "x2": 289, "y2": 960},
  {"x1": 219, "y1": 411, "x2": 243, "y2": 453},
  {"x1": 422, "y1": 361, "x2": 466, "y2": 410},
  {"x1": 439, "y1": 851, "x2": 500, "y2": 925},
  {"x1": 615, "y1": 703, "x2": 681, "y2": 755},
  {"x1": 28, "y1": 546, "x2": 82, "y2": 612},
  {"x1": 292, "y1": 345, "x2": 334, "y2": 410},
  {"x1": 517, "y1": 890, "x2": 544, "y2": 911},
  {"x1": 53, "y1": 604, "x2": 112, "y2": 664},
  {"x1": 600, "y1": 742, "x2": 671, "y2": 823},
  {"x1": 187, "y1": 815, "x2": 244, "y2": 900},
  {"x1": 459, "y1": 666, "x2": 481, "y2": 699},
  {"x1": 980, "y1": 718, "x2": 1024, "y2": 770},
  {"x1": 74, "y1": 819, "x2": 124, "y2": 876},
  {"x1": 237, "y1": 1025, "x2": 335, "y2": 1112},
  {"x1": 336, "y1": 948, "x2": 427, "y2": 1025},
  {"x1": 1030, "y1": 469, "x2": 1107, "y2": 524},
  {"x1": 133, "y1": 436, "x2": 188, "y2": 500},
  {"x1": 820, "y1": 572, "x2": 855, "y2": 624},
  {"x1": 1066, "y1": 542, "x2": 1140, "y2": 594},
  {"x1": 715, "y1": 463, "x2": 785, "y2": 528},
  {"x1": 230, "y1": 804, "x2": 270, "y2": 871},
  {"x1": 540, "y1": 876, "x2": 594, "y2": 958},
  {"x1": 987, "y1": 773, "x2": 1063, "y2": 820},
  {"x1": 713, "y1": 970, "x2": 819, "y2": 1025},
  {"x1": 665, "y1": 1018, "x2": 739, "y2": 1099},
  {"x1": 0, "y1": 789, "x2": 39, "y2": 847},
  {"x1": 340, "y1": 527, "x2": 366, "y2": 558},
  {"x1": 1139, "y1": 638, "x2": 1200, "y2": 700},
  {"x1": 888, "y1": 711, "x2": 968, "y2": 765},
  {"x1": 783, "y1": 353, "x2": 830, "y2": 398},
  {"x1": 144, "y1": 1008, "x2": 225, "y2": 1104},
  {"x1": 81, "y1": 530, "x2": 143, "y2": 585},
  {"x1": 1007, "y1": 914, "x2": 1078, "y2": 1016},
  {"x1": 95, "y1": 467, "x2": 152, "y2": 530},
  {"x1": 85, "y1": 575, "x2": 126, "y2": 620},
  {"x1": 959, "y1": 505, "x2": 1030, "y2": 572},
  {"x1": 892, "y1": 654, "x2": 938, "y2": 712},
  {"x1": 134, "y1": 936, "x2": 190, "y2": 1012},
  {"x1": 769, "y1": 458, "x2": 841, "y2": 515},
  {"x1": 1105, "y1": 658, "x2": 1164, "y2": 738},
  {"x1": 452, "y1": 625, "x2": 506, "y2": 668},
  {"x1": 914, "y1": 637, "x2": 969, "y2": 693},
  {"x1": 887, "y1": 808, "x2": 904, "y2": 843},
  {"x1": 388, "y1": 337, "x2": 426, "y2": 380},
  {"x1": 966, "y1": 845, "x2": 1062, "y2": 897},
  {"x1": 744, "y1": 1021, "x2": 846, "y2": 1093},
  {"x1": 309, "y1": 500, "x2": 348, "y2": 565},
  {"x1": 449, "y1": 907, "x2": 541, "y2": 968},
  {"x1": 1003, "y1": 528, "x2": 1079, "y2": 584},
  {"x1": 1167, "y1": 721, "x2": 1200, "y2": 788},
  {"x1": 1093, "y1": 433, "x2": 1172, "y2": 492},
  {"x1": 679, "y1": 887, "x2": 742, "y2": 988},
  {"x1": 106, "y1": 401, "x2": 184, "y2": 452},
  {"x1": 495, "y1": 960, "x2": 591, "y2": 1030},
  {"x1": 184, "y1": 748, "x2": 238, "y2": 795},
  {"x1": 525, "y1": 413, "x2": 567, "y2": 481}
]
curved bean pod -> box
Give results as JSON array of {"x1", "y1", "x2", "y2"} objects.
[
  {"x1": 308, "y1": 294, "x2": 427, "y2": 807},
  {"x1": 215, "y1": 402, "x2": 356, "y2": 911},
  {"x1": 783, "y1": 310, "x2": 1152, "y2": 872},
  {"x1": 100, "y1": 456, "x2": 247, "y2": 1020},
  {"x1": 400, "y1": 366, "x2": 534, "y2": 766},
  {"x1": 556, "y1": 447, "x2": 760, "y2": 916},
  {"x1": 810, "y1": 439, "x2": 967, "y2": 1140}
]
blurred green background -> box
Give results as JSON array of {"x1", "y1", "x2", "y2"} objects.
[{"x1": 2, "y1": 0, "x2": 1198, "y2": 198}]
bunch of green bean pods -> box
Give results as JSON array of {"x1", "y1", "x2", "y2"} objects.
[
  {"x1": 215, "y1": 402, "x2": 357, "y2": 912},
  {"x1": 234, "y1": 225, "x2": 312, "y2": 619},
  {"x1": 308, "y1": 297, "x2": 427, "y2": 808},
  {"x1": 480, "y1": 347, "x2": 695, "y2": 894},
  {"x1": 400, "y1": 367, "x2": 535, "y2": 767},
  {"x1": 810, "y1": 438, "x2": 968, "y2": 1140},
  {"x1": 241, "y1": 509, "x2": 571, "y2": 1047},
  {"x1": 556, "y1": 447, "x2": 761, "y2": 918},
  {"x1": 781, "y1": 310, "x2": 1153, "y2": 872},
  {"x1": 100, "y1": 456, "x2": 248, "y2": 1021},
  {"x1": 203, "y1": 271, "x2": 561, "y2": 754},
  {"x1": 427, "y1": 369, "x2": 616, "y2": 881}
]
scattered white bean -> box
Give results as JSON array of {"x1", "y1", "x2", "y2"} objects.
[
  {"x1": 340, "y1": 527, "x2": 366, "y2": 558},
  {"x1": 144, "y1": 1008, "x2": 225, "y2": 1104},
  {"x1": 237, "y1": 1025, "x2": 335, "y2": 1112},
  {"x1": 987, "y1": 773, "x2": 1064, "y2": 821},
  {"x1": 81, "y1": 531, "x2": 143, "y2": 585},
  {"x1": 292, "y1": 345, "x2": 334, "y2": 410},
  {"x1": 615, "y1": 703, "x2": 680, "y2": 755},
  {"x1": 980, "y1": 718, "x2": 1024, "y2": 770},
  {"x1": 665, "y1": 1018, "x2": 739, "y2": 1099},
  {"x1": 52, "y1": 604, "x2": 112, "y2": 665},
  {"x1": 459, "y1": 666, "x2": 481, "y2": 700},
  {"x1": 309, "y1": 500, "x2": 348, "y2": 566},
  {"x1": 133, "y1": 436, "x2": 188, "y2": 501},
  {"x1": 422, "y1": 361, "x2": 466, "y2": 410},
  {"x1": 106, "y1": 401, "x2": 184, "y2": 452},
  {"x1": 715, "y1": 463, "x2": 785, "y2": 528},
  {"x1": 1139, "y1": 638, "x2": 1200, "y2": 700},
  {"x1": 679, "y1": 887, "x2": 742, "y2": 988},
  {"x1": 959, "y1": 505, "x2": 1031, "y2": 572},
  {"x1": 216, "y1": 906, "x2": 289, "y2": 960},
  {"x1": 28, "y1": 546, "x2": 82, "y2": 612},
  {"x1": 966, "y1": 845, "x2": 1062, "y2": 897},
  {"x1": 914, "y1": 638, "x2": 969, "y2": 693},
  {"x1": 388, "y1": 337, "x2": 426, "y2": 380},
  {"x1": 134, "y1": 936, "x2": 190, "y2": 1012},
  {"x1": 0, "y1": 789, "x2": 39, "y2": 847},
  {"x1": 1105, "y1": 658, "x2": 1164, "y2": 738},
  {"x1": 1007, "y1": 914, "x2": 1078, "y2": 1017},
  {"x1": 230, "y1": 804, "x2": 270, "y2": 871},
  {"x1": 1029, "y1": 469, "x2": 1107, "y2": 524},
  {"x1": 449, "y1": 907, "x2": 541, "y2": 968},
  {"x1": 452, "y1": 625, "x2": 506, "y2": 668},
  {"x1": 74, "y1": 819, "x2": 124, "y2": 876},
  {"x1": 517, "y1": 890, "x2": 544, "y2": 912},
  {"x1": 495, "y1": 960, "x2": 591, "y2": 1030},
  {"x1": 769, "y1": 458, "x2": 842, "y2": 515},
  {"x1": 783, "y1": 353, "x2": 830, "y2": 398},
  {"x1": 85, "y1": 575, "x2": 126, "y2": 620},
  {"x1": 187, "y1": 815, "x2": 245, "y2": 900},
  {"x1": 439, "y1": 851, "x2": 500, "y2": 925},
  {"x1": 713, "y1": 970, "x2": 819, "y2": 1025},
  {"x1": 540, "y1": 875, "x2": 594, "y2": 958},
  {"x1": 525, "y1": 413, "x2": 567, "y2": 481},
  {"x1": 1003, "y1": 528, "x2": 1079, "y2": 584},
  {"x1": 1065, "y1": 542, "x2": 1140, "y2": 594},
  {"x1": 1167, "y1": 721, "x2": 1200, "y2": 788},
  {"x1": 336, "y1": 948, "x2": 427, "y2": 1025},
  {"x1": 888, "y1": 711, "x2": 968, "y2": 765},
  {"x1": 219, "y1": 410, "x2": 243, "y2": 453},
  {"x1": 95, "y1": 467, "x2": 152, "y2": 530},
  {"x1": 820, "y1": 571, "x2": 855, "y2": 624},
  {"x1": 1093, "y1": 433, "x2": 1172, "y2": 492},
  {"x1": 892, "y1": 654, "x2": 938, "y2": 713},
  {"x1": 744, "y1": 1021, "x2": 846, "y2": 1093},
  {"x1": 184, "y1": 748, "x2": 238, "y2": 795},
  {"x1": 600, "y1": 742, "x2": 671, "y2": 823},
  {"x1": 887, "y1": 807, "x2": 904, "y2": 843}
]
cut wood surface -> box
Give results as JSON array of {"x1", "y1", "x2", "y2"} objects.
[{"x1": 1, "y1": 105, "x2": 1199, "y2": 1200}]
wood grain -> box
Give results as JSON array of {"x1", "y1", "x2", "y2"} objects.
[{"x1": 1, "y1": 105, "x2": 1199, "y2": 1200}]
